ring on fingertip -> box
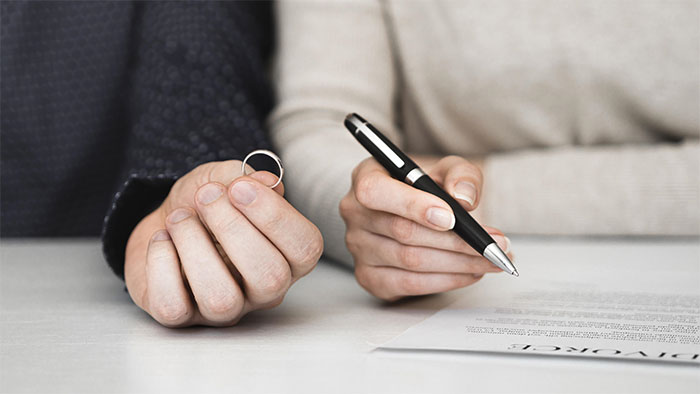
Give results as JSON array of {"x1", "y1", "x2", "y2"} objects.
[{"x1": 241, "y1": 149, "x2": 284, "y2": 189}]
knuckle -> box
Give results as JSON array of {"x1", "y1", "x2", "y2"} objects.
[
  {"x1": 151, "y1": 300, "x2": 191, "y2": 327},
  {"x1": 345, "y1": 230, "x2": 359, "y2": 254},
  {"x1": 354, "y1": 264, "x2": 372, "y2": 291},
  {"x1": 403, "y1": 198, "x2": 418, "y2": 219},
  {"x1": 212, "y1": 213, "x2": 246, "y2": 235},
  {"x1": 397, "y1": 273, "x2": 424, "y2": 295},
  {"x1": 255, "y1": 266, "x2": 292, "y2": 300},
  {"x1": 213, "y1": 160, "x2": 242, "y2": 180},
  {"x1": 354, "y1": 265, "x2": 401, "y2": 302},
  {"x1": 148, "y1": 248, "x2": 172, "y2": 266},
  {"x1": 200, "y1": 290, "x2": 243, "y2": 320},
  {"x1": 463, "y1": 165, "x2": 482, "y2": 185},
  {"x1": 193, "y1": 162, "x2": 213, "y2": 173},
  {"x1": 188, "y1": 162, "x2": 216, "y2": 186},
  {"x1": 296, "y1": 229, "x2": 324, "y2": 269},
  {"x1": 354, "y1": 174, "x2": 378, "y2": 208},
  {"x1": 390, "y1": 216, "x2": 416, "y2": 243},
  {"x1": 381, "y1": 294, "x2": 403, "y2": 302},
  {"x1": 398, "y1": 245, "x2": 423, "y2": 270},
  {"x1": 338, "y1": 194, "x2": 354, "y2": 221},
  {"x1": 170, "y1": 177, "x2": 188, "y2": 199},
  {"x1": 457, "y1": 163, "x2": 476, "y2": 176},
  {"x1": 264, "y1": 208, "x2": 286, "y2": 229},
  {"x1": 259, "y1": 296, "x2": 285, "y2": 310},
  {"x1": 453, "y1": 157, "x2": 482, "y2": 180},
  {"x1": 352, "y1": 158, "x2": 372, "y2": 179},
  {"x1": 195, "y1": 161, "x2": 216, "y2": 177}
]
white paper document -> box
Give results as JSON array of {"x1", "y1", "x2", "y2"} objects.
[{"x1": 381, "y1": 278, "x2": 700, "y2": 364}]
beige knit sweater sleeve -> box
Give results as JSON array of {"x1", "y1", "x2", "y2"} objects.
[
  {"x1": 479, "y1": 141, "x2": 699, "y2": 236},
  {"x1": 269, "y1": 0, "x2": 400, "y2": 264},
  {"x1": 269, "y1": 1, "x2": 700, "y2": 266}
]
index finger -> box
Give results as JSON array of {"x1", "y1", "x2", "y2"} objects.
[
  {"x1": 353, "y1": 164, "x2": 456, "y2": 232},
  {"x1": 228, "y1": 177, "x2": 323, "y2": 278}
]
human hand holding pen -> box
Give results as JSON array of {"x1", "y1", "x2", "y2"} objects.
[{"x1": 340, "y1": 156, "x2": 513, "y2": 302}]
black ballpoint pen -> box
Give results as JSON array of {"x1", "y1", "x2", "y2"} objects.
[{"x1": 344, "y1": 113, "x2": 519, "y2": 276}]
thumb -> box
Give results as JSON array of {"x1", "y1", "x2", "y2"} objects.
[
  {"x1": 207, "y1": 160, "x2": 284, "y2": 196},
  {"x1": 426, "y1": 156, "x2": 483, "y2": 211},
  {"x1": 160, "y1": 160, "x2": 244, "y2": 214},
  {"x1": 163, "y1": 160, "x2": 284, "y2": 214}
]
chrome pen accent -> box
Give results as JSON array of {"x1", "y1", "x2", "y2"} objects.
[
  {"x1": 483, "y1": 243, "x2": 519, "y2": 276},
  {"x1": 405, "y1": 168, "x2": 426, "y2": 185}
]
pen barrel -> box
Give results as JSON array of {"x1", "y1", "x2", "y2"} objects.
[{"x1": 412, "y1": 176, "x2": 493, "y2": 254}]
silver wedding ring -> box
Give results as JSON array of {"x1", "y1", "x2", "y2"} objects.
[{"x1": 241, "y1": 149, "x2": 284, "y2": 189}]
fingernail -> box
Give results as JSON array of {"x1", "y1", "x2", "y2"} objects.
[
  {"x1": 454, "y1": 182, "x2": 477, "y2": 206},
  {"x1": 197, "y1": 183, "x2": 223, "y2": 205},
  {"x1": 230, "y1": 181, "x2": 257, "y2": 205},
  {"x1": 168, "y1": 208, "x2": 192, "y2": 224},
  {"x1": 494, "y1": 235, "x2": 511, "y2": 253},
  {"x1": 152, "y1": 230, "x2": 170, "y2": 241},
  {"x1": 426, "y1": 207, "x2": 455, "y2": 230}
]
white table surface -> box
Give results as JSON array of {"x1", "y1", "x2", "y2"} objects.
[{"x1": 1, "y1": 237, "x2": 698, "y2": 394}]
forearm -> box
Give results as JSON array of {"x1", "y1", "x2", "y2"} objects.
[
  {"x1": 270, "y1": 0, "x2": 396, "y2": 266},
  {"x1": 101, "y1": 2, "x2": 272, "y2": 278},
  {"x1": 479, "y1": 140, "x2": 700, "y2": 235}
]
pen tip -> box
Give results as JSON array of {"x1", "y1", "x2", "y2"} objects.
[{"x1": 484, "y1": 242, "x2": 520, "y2": 278}]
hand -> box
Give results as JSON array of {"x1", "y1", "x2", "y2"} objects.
[
  {"x1": 124, "y1": 160, "x2": 323, "y2": 327},
  {"x1": 340, "y1": 156, "x2": 512, "y2": 301}
]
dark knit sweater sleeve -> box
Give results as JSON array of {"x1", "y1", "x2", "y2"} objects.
[{"x1": 102, "y1": 2, "x2": 273, "y2": 279}]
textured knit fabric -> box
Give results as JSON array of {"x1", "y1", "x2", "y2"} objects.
[
  {"x1": 1, "y1": 1, "x2": 274, "y2": 278},
  {"x1": 269, "y1": 0, "x2": 700, "y2": 266}
]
